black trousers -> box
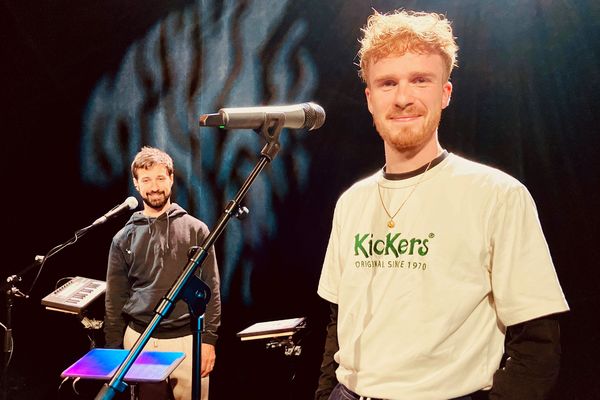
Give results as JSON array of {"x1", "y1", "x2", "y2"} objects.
[{"x1": 329, "y1": 382, "x2": 490, "y2": 400}]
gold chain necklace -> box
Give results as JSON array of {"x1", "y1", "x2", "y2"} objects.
[{"x1": 377, "y1": 159, "x2": 433, "y2": 228}]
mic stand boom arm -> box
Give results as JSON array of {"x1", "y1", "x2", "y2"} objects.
[
  {"x1": 2, "y1": 213, "x2": 118, "y2": 400},
  {"x1": 95, "y1": 114, "x2": 287, "y2": 400}
]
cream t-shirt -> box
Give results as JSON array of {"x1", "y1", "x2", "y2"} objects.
[{"x1": 318, "y1": 153, "x2": 569, "y2": 400}]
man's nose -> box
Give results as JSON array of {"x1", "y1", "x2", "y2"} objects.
[
  {"x1": 394, "y1": 83, "x2": 414, "y2": 109},
  {"x1": 149, "y1": 180, "x2": 160, "y2": 190}
]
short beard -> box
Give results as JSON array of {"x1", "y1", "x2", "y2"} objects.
[
  {"x1": 142, "y1": 192, "x2": 170, "y2": 211},
  {"x1": 379, "y1": 125, "x2": 428, "y2": 151},
  {"x1": 375, "y1": 109, "x2": 441, "y2": 152}
]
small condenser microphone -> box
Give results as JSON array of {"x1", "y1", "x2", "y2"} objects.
[
  {"x1": 92, "y1": 196, "x2": 138, "y2": 226},
  {"x1": 198, "y1": 102, "x2": 326, "y2": 131}
]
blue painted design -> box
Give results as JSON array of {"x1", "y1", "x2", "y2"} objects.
[{"x1": 80, "y1": 0, "x2": 319, "y2": 303}]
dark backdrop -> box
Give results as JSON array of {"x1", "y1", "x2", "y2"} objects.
[{"x1": 1, "y1": 1, "x2": 599, "y2": 399}]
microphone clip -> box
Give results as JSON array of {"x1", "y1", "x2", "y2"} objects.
[{"x1": 258, "y1": 113, "x2": 285, "y2": 161}]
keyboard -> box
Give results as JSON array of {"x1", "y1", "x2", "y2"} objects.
[{"x1": 41, "y1": 276, "x2": 106, "y2": 314}]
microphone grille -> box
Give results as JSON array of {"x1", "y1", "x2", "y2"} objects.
[
  {"x1": 126, "y1": 196, "x2": 139, "y2": 210},
  {"x1": 303, "y1": 102, "x2": 326, "y2": 130}
]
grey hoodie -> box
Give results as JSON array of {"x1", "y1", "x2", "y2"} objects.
[{"x1": 104, "y1": 203, "x2": 221, "y2": 348}]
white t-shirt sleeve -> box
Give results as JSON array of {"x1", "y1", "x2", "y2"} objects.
[
  {"x1": 318, "y1": 198, "x2": 343, "y2": 305},
  {"x1": 489, "y1": 184, "x2": 569, "y2": 327}
]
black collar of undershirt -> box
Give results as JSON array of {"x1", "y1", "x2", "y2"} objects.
[{"x1": 383, "y1": 150, "x2": 449, "y2": 180}]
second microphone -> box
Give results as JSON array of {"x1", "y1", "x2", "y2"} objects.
[{"x1": 199, "y1": 102, "x2": 326, "y2": 131}]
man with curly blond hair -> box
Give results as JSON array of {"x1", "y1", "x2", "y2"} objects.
[{"x1": 315, "y1": 9, "x2": 568, "y2": 400}]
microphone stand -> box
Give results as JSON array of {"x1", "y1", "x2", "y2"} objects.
[
  {"x1": 1, "y1": 219, "x2": 102, "y2": 400},
  {"x1": 95, "y1": 114, "x2": 287, "y2": 400},
  {"x1": 1, "y1": 258, "x2": 40, "y2": 400}
]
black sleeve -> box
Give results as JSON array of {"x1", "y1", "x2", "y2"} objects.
[
  {"x1": 489, "y1": 314, "x2": 563, "y2": 399},
  {"x1": 190, "y1": 221, "x2": 221, "y2": 346},
  {"x1": 315, "y1": 302, "x2": 340, "y2": 400},
  {"x1": 104, "y1": 239, "x2": 130, "y2": 348},
  {"x1": 199, "y1": 242, "x2": 221, "y2": 346}
]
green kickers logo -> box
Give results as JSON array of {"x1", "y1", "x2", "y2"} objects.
[{"x1": 354, "y1": 232, "x2": 433, "y2": 258}]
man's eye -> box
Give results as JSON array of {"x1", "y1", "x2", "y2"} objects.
[{"x1": 413, "y1": 77, "x2": 429, "y2": 84}]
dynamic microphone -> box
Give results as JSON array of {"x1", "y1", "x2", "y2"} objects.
[
  {"x1": 92, "y1": 196, "x2": 139, "y2": 226},
  {"x1": 198, "y1": 102, "x2": 325, "y2": 131}
]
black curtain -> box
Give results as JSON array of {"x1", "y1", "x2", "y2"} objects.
[{"x1": 1, "y1": 1, "x2": 598, "y2": 399}]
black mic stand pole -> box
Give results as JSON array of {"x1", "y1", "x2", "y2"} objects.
[
  {"x1": 1, "y1": 258, "x2": 40, "y2": 400},
  {"x1": 95, "y1": 114, "x2": 287, "y2": 400}
]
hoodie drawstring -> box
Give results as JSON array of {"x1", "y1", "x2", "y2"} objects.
[{"x1": 166, "y1": 211, "x2": 170, "y2": 250}]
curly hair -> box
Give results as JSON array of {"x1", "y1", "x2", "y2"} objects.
[
  {"x1": 131, "y1": 146, "x2": 174, "y2": 179},
  {"x1": 358, "y1": 9, "x2": 458, "y2": 83}
]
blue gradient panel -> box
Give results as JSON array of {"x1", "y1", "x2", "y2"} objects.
[{"x1": 61, "y1": 348, "x2": 185, "y2": 382}]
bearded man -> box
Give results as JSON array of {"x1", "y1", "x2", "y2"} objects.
[{"x1": 104, "y1": 146, "x2": 221, "y2": 400}]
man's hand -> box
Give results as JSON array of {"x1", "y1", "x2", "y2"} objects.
[{"x1": 201, "y1": 343, "x2": 216, "y2": 377}]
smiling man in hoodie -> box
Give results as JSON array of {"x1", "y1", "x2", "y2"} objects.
[{"x1": 104, "y1": 146, "x2": 221, "y2": 400}]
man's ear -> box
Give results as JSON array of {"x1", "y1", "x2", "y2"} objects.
[
  {"x1": 442, "y1": 81, "x2": 453, "y2": 109},
  {"x1": 365, "y1": 86, "x2": 373, "y2": 114}
]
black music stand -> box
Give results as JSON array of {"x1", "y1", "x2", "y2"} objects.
[
  {"x1": 237, "y1": 317, "x2": 306, "y2": 352},
  {"x1": 237, "y1": 317, "x2": 307, "y2": 400},
  {"x1": 61, "y1": 348, "x2": 185, "y2": 400}
]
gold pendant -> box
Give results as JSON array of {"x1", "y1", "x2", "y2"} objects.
[{"x1": 387, "y1": 220, "x2": 395, "y2": 228}]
